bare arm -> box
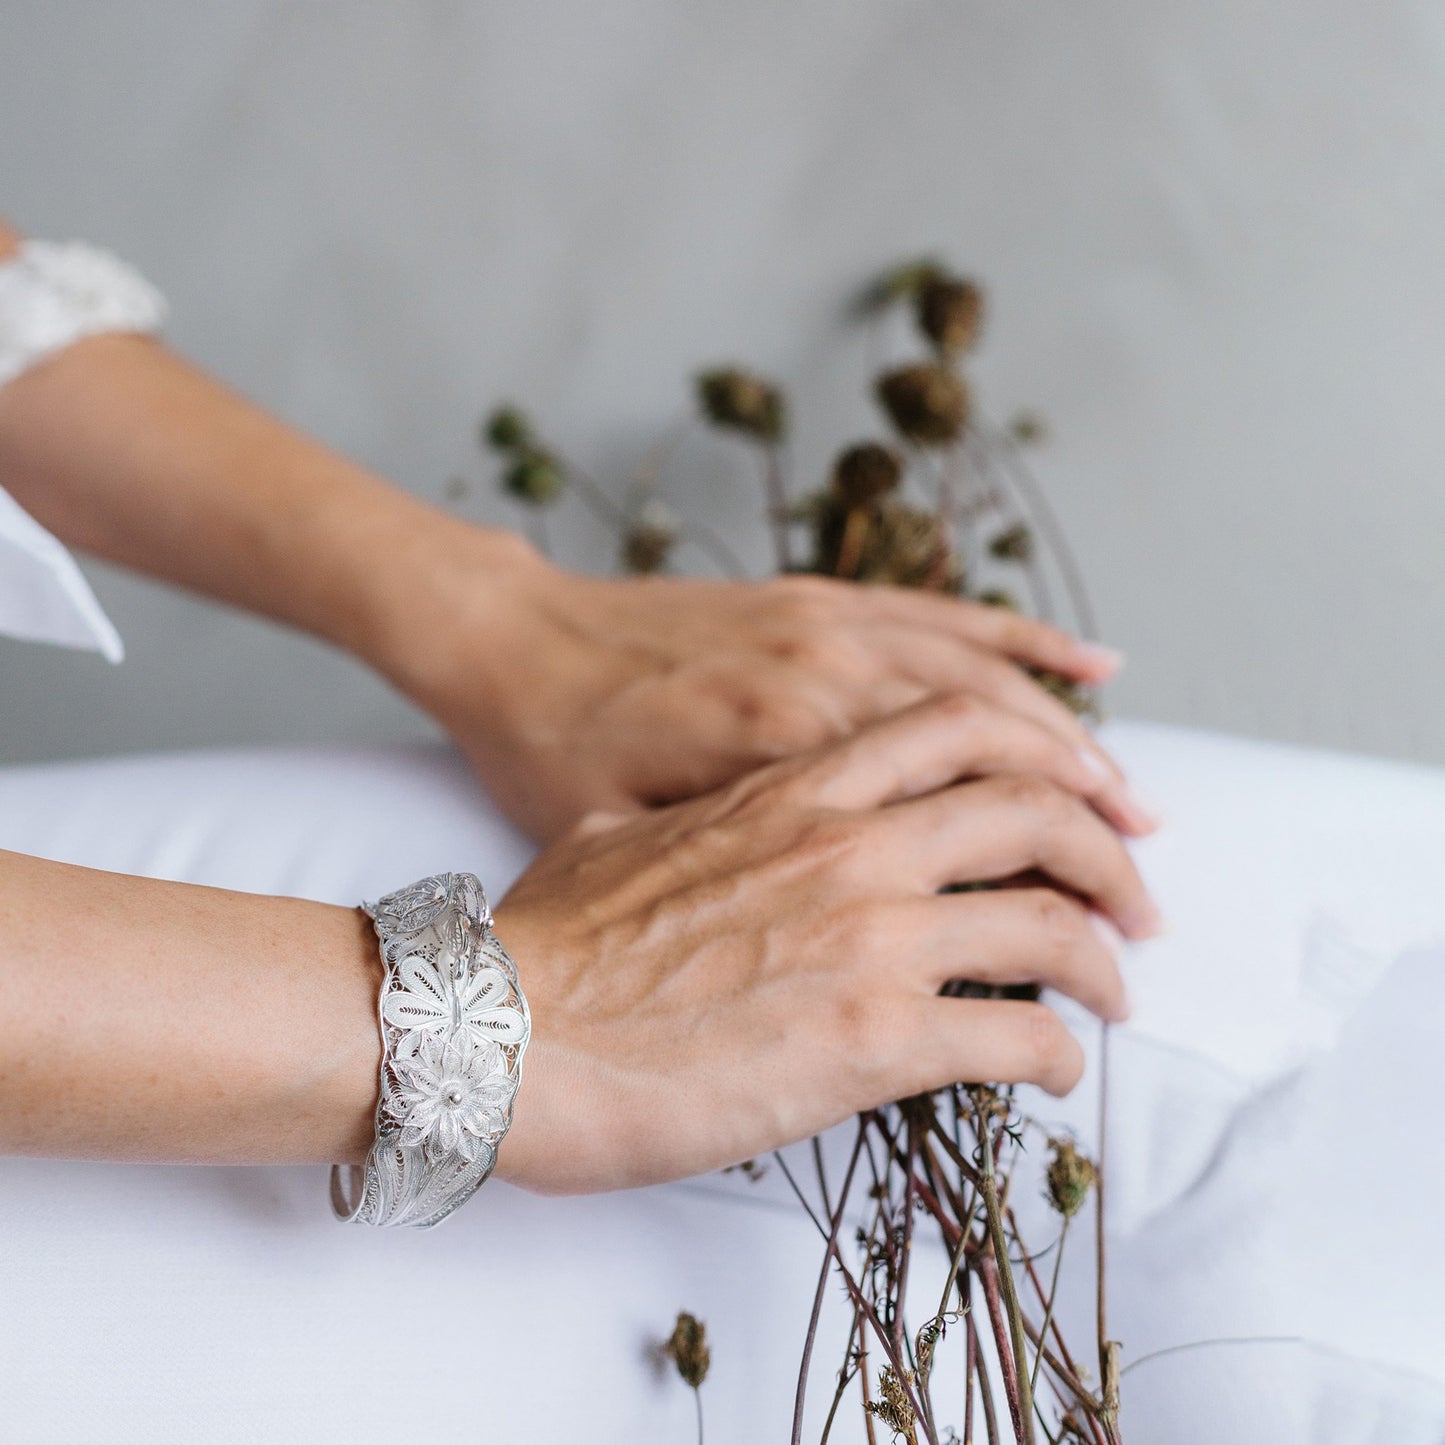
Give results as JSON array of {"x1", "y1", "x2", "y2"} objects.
[
  {"x1": 0, "y1": 217, "x2": 528, "y2": 679},
  {"x1": 0, "y1": 215, "x2": 1153, "y2": 841},
  {"x1": 0, "y1": 848, "x2": 381, "y2": 1166},
  {"x1": 0, "y1": 699, "x2": 1158, "y2": 1188}
]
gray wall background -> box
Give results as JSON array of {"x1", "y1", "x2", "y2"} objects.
[{"x1": 4, "y1": 1, "x2": 1444, "y2": 766}]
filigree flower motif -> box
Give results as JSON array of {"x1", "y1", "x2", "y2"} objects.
[
  {"x1": 389, "y1": 1030, "x2": 515, "y2": 1163},
  {"x1": 370, "y1": 876, "x2": 450, "y2": 935},
  {"x1": 381, "y1": 951, "x2": 526, "y2": 1049}
]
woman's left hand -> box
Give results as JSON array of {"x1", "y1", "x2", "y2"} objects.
[{"x1": 378, "y1": 529, "x2": 1156, "y2": 842}]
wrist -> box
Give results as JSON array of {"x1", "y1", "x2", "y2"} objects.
[{"x1": 345, "y1": 503, "x2": 557, "y2": 712}]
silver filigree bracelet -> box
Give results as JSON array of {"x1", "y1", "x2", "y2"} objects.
[{"x1": 331, "y1": 873, "x2": 531, "y2": 1228}]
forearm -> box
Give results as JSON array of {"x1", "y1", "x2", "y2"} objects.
[
  {"x1": 0, "y1": 849, "x2": 382, "y2": 1166},
  {"x1": 0, "y1": 216, "x2": 537, "y2": 679}
]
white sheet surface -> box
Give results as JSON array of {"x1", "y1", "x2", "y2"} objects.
[{"x1": 2, "y1": 720, "x2": 1443, "y2": 1442}]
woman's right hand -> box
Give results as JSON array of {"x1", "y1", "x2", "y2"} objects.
[{"x1": 491, "y1": 694, "x2": 1160, "y2": 1195}]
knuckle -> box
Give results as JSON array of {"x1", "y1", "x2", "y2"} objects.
[
  {"x1": 770, "y1": 634, "x2": 837, "y2": 671},
  {"x1": 821, "y1": 984, "x2": 902, "y2": 1086},
  {"x1": 767, "y1": 574, "x2": 841, "y2": 627},
  {"x1": 730, "y1": 689, "x2": 829, "y2": 755},
  {"x1": 1031, "y1": 889, "x2": 1087, "y2": 959},
  {"x1": 926, "y1": 691, "x2": 986, "y2": 728},
  {"x1": 794, "y1": 811, "x2": 865, "y2": 866},
  {"x1": 998, "y1": 772, "x2": 1063, "y2": 815},
  {"x1": 831, "y1": 897, "x2": 897, "y2": 963}
]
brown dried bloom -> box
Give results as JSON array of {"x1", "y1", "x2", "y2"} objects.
[
  {"x1": 621, "y1": 499, "x2": 680, "y2": 575},
  {"x1": 1030, "y1": 667, "x2": 1102, "y2": 721},
  {"x1": 916, "y1": 275, "x2": 983, "y2": 357},
  {"x1": 696, "y1": 367, "x2": 786, "y2": 441},
  {"x1": 502, "y1": 449, "x2": 563, "y2": 506},
  {"x1": 865, "y1": 1366, "x2": 918, "y2": 1438},
  {"x1": 1046, "y1": 1137, "x2": 1098, "y2": 1220},
  {"x1": 484, "y1": 404, "x2": 532, "y2": 452},
  {"x1": 813, "y1": 495, "x2": 960, "y2": 590},
  {"x1": 1009, "y1": 409, "x2": 1049, "y2": 445},
  {"x1": 989, "y1": 522, "x2": 1034, "y2": 563},
  {"x1": 831, "y1": 442, "x2": 902, "y2": 510},
  {"x1": 663, "y1": 1311, "x2": 711, "y2": 1390},
  {"x1": 858, "y1": 257, "x2": 946, "y2": 311},
  {"x1": 875, "y1": 364, "x2": 970, "y2": 446},
  {"x1": 976, "y1": 587, "x2": 1020, "y2": 611}
]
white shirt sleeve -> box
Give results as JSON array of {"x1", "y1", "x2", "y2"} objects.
[
  {"x1": 0, "y1": 240, "x2": 165, "y2": 663},
  {"x1": 0, "y1": 483, "x2": 123, "y2": 661}
]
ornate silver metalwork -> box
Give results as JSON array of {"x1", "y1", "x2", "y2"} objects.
[{"x1": 331, "y1": 872, "x2": 530, "y2": 1228}]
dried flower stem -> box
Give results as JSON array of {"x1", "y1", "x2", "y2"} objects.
[
  {"x1": 1030, "y1": 1219, "x2": 1070, "y2": 1400},
  {"x1": 1094, "y1": 1026, "x2": 1121, "y2": 1445},
  {"x1": 762, "y1": 442, "x2": 793, "y2": 571},
  {"x1": 792, "y1": 1125, "x2": 867, "y2": 1445},
  {"x1": 976, "y1": 1101, "x2": 1036, "y2": 1444},
  {"x1": 977, "y1": 414, "x2": 1098, "y2": 640}
]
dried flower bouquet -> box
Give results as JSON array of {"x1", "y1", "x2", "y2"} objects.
[{"x1": 467, "y1": 261, "x2": 1122, "y2": 1444}]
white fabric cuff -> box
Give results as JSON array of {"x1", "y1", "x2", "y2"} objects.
[{"x1": 0, "y1": 239, "x2": 163, "y2": 661}]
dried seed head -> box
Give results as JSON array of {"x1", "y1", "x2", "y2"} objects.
[
  {"x1": 863, "y1": 257, "x2": 947, "y2": 310},
  {"x1": 696, "y1": 367, "x2": 786, "y2": 441},
  {"x1": 865, "y1": 1366, "x2": 918, "y2": 1437},
  {"x1": 621, "y1": 499, "x2": 680, "y2": 574},
  {"x1": 1046, "y1": 1136, "x2": 1098, "y2": 1220},
  {"x1": 484, "y1": 405, "x2": 532, "y2": 452},
  {"x1": 722, "y1": 1158, "x2": 767, "y2": 1182},
  {"x1": 811, "y1": 495, "x2": 960, "y2": 590},
  {"x1": 502, "y1": 449, "x2": 563, "y2": 506},
  {"x1": 916, "y1": 276, "x2": 983, "y2": 357},
  {"x1": 988, "y1": 523, "x2": 1034, "y2": 563},
  {"x1": 1029, "y1": 667, "x2": 1102, "y2": 721},
  {"x1": 876, "y1": 364, "x2": 970, "y2": 446},
  {"x1": 663, "y1": 1311, "x2": 711, "y2": 1389},
  {"x1": 1009, "y1": 409, "x2": 1049, "y2": 445},
  {"x1": 831, "y1": 442, "x2": 902, "y2": 510},
  {"x1": 976, "y1": 587, "x2": 1020, "y2": 611}
]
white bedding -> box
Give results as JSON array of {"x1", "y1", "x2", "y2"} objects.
[{"x1": 2, "y1": 720, "x2": 1443, "y2": 1442}]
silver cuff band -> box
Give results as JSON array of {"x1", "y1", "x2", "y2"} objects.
[{"x1": 331, "y1": 872, "x2": 530, "y2": 1228}]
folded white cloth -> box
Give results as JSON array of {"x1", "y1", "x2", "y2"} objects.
[
  {"x1": 1, "y1": 721, "x2": 1442, "y2": 1442},
  {"x1": 0, "y1": 483, "x2": 122, "y2": 660}
]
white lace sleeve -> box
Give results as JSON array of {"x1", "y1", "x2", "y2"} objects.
[
  {"x1": 0, "y1": 240, "x2": 160, "y2": 661},
  {"x1": 0, "y1": 239, "x2": 166, "y2": 389}
]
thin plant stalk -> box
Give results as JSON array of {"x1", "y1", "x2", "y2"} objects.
[
  {"x1": 761, "y1": 441, "x2": 793, "y2": 571},
  {"x1": 791, "y1": 1125, "x2": 867, "y2": 1445},
  {"x1": 976, "y1": 1103, "x2": 1036, "y2": 1444},
  {"x1": 976, "y1": 413, "x2": 1098, "y2": 639},
  {"x1": 1030, "y1": 1219, "x2": 1070, "y2": 1400}
]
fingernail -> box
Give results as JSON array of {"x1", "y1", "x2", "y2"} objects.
[
  {"x1": 1120, "y1": 786, "x2": 1164, "y2": 831},
  {"x1": 1120, "y1": 901, "x2": 1166, "y2": 940},
  {"x1": 1073, "y1": 642, "x2": 1126, "y2": 678},
  {"x1": 1088, "y1": 911, "x2": 1123, "y2": 951},
  {"x1": 1075, "y1": 746, "x2": 1115, "y2": 784}
]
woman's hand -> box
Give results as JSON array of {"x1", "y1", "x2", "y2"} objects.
[
  {"x1": 490, "y1": 694, "x2": 1160, "y2": 1195},
  {"x1": 384, "y1": 531, "x2": 1155, "y2": 842}
]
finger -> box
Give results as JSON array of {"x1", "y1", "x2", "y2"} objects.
[
  {"x1": 793, "y1": 694, "x2": 1104, "y2": 813},
  {"x1": 850, "y1": 585, "x2": 1124, "y2": 683},
  {"x1": 878, "y1": 774, "x2": 1163, "y2": 939},
  {"x1": 870, "y1": 627, "x2": 1132, "y2": 790},
  {"x1": 887, "y1": 889, "x2": 1129, "y2": 1022},
  {"x1": 884, "y1": 996, "x2": 1086, "y2": 1098}
]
